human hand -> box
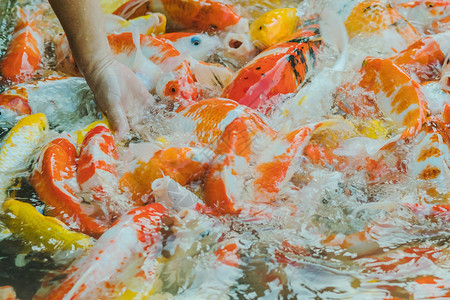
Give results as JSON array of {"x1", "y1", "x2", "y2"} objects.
[{"x1": 83, "y1": 56, "x2": 156, "y2": 139}]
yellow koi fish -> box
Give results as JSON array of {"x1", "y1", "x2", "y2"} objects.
[
  {"x1": 0, "y1": 113, "x2": 48, "y2": 202},
  {"x1": 250, "y1": 8, "x2": 300, "y2": 49},
  {"x1": 1, "y1": 199, "x2": 93, "y2": 252}
]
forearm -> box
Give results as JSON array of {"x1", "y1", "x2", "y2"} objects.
[{"x1": 49, "y1": 0, "x2": 113, "y2": 77}]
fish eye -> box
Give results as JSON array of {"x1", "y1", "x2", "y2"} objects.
[
  {"x1": 427, "y1": 3, "x2": 433, "y2": 7},
  {"x1": 190, "y1": 36, "x2": 201, "y2": 46}
]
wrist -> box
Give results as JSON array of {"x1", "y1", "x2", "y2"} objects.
[{"x1": 81, "y1": 53, "x2": 116, "y2": 87}]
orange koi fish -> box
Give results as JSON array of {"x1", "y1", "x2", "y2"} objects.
[
  {"x1": 390, "y1": 32, "x2": 450, "y2": 82},
  {"x1": 108, "y1": 32, "x2": 198, "y2": 104},
  {"x1": 338, "y1": 57, "x2": 428, "y2": 138},
  {"x1": 31, "y1": 136, "x2": 107, "y2": 238},
  {"x1": 204, "y1": 114, "x2": 273, "y2": 214},
  {"x1": 408, "y1": 120, "x2": 449, "y2": 198},
  {"x1": 393, "y1": 0, "x2": 450, "y2": 32},
  {"x1": 345, "y1": 0, "x2": 420, "y2": 51},
  {"x1": 0, "y1": 286, "x2": 15, "y2": 300},
  {"x1": 0, "y1": 7, "x2": 43, "y2": 84},
  {"x1": 221, "y1": 21, "x2": 321, "y2": 114},
  {"x1": 172, "y1": 98, "x2": 275, "y2": 147},
  {"x1": 77, "y1": 124, "x2": 130, "y2": 219},
  {"x1": 149, "y1": 0, "x2": 242, "y2": 31},
  {"x1": 119, "y1": 147, "x2": 213, "y2": 206},
  {"x1": 34, "y1": 203, "x2": 168, "y2": 300},
  {"x1": 427, "y1": 14, "x2": 450, "y2": 33}
]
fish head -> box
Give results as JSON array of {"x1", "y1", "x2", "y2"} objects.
[
  {"x1": 156, "y1": 62, "x2": 198, "y2": 105},
  {"x1": 250, "y1": 8, "x2": 299, "y2": 49},
  {"x1": 160, "y1": 32, "x2": 221, "y2": 61}
]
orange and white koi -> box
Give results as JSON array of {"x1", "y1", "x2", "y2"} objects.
[
  {"x1": 172, "y1": 98, "x2": 274, "y2": 147},
  {"x1": 0, "y1": 7, "x2": 43, "y2": 84},
  {"x1": 344, "y1": 0, "x2": 421, "y2": 51},
  {"x1": 31, "y1": 135, "x2": 107, "y2": 238},
  {"x1": 0, "y1": 286, "x2": 16, "y2": 300},
  {"x1": 108, "y1": 32, "x2": 198, "y2": 104},
  {"x1": 159, "y1": 32, "x2": 221, "y2": 62},
  {"x1": 221, "y1": 21, "x2": 321, "y2": 114},
  {"x1": 407, "y1": 203, "x2": 450, "y2": 222},
  {"x1": 119, "y1": 146, "x2": 213, "y2": 206},
  {"x1": 390, "y1": 31, "x2": 450, "y2": 82},
  {"x1": 34, "y1": 203, "x2": 168, "y2": 300},
  {"x1": 338, "y1": 57, "x2": 428, "y2": 138},
  {"x1": 204, "y1": 115, "x2": 274, "y2": 214},
  {"x1": 77, "y1": 124, "x2": 130, "y2": 219},
  {"x1": 407, "y1": 120, "x2": 449, "y2": 197},
  {"x1": 149, "y1": 0, "x2": 242, "y2": 31},
  {"x1": 427, "y1": 13, "x2": 450, "y2": 33},
  {"x1": 0, "y1": 113, "x2": 48, "y2": 202},
  {"x1": 393, "y1": 0, "x2": 450, "y2": 32}
]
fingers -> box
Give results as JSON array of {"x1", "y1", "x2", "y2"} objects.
[{"x1": 105, "y1": 104, "x2": 130, "y2": 140}]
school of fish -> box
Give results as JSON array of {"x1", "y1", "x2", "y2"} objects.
[{"x1": 0, "y1": 0, "x2": 449, "y2": 299}]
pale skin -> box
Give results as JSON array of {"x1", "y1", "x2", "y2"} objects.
[{"x1": 48, "y1": 0, "x2": 155, "y2": 138}]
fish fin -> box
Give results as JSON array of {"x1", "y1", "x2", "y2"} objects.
[
  {"x1": 319, "y1": 9, "x2": 348, "y2": 72},
  {"x1": 190, "y1": 60, "x2": 234, "y2": 90}
]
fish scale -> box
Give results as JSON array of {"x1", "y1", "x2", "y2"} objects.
[{"x1": 0, "y1": 113, "x2": 47, "y2": 202}]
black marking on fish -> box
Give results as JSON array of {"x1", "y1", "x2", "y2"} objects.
[
  {"x1": 287, "y1": 36, "x2": 311, "y2": 44},
  {"x1": 213, "y1": 73, "x2": 223, "y2": 88}
]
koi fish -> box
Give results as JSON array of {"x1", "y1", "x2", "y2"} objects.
[
  {"x1": 338, "y1": 57, "x2": 428, "y2": 138},
  {"x1": 31, "y1": 135, "x2": 108, "y2": 238},
  {"x1": 172, "y1": 98, "x2": 274, "y2": 146},
  {"x1": 427, "y1": 14, "x2": 450, "y2": 33},
  {"x1": 77, "y1": 124, "x2": 130, "y2": 219},
  {"x1": 393, "y1": 0, "x2": 450, "y2": 32},
  {"x1": 109, "y1": 32, "x2": 198, "y2": 104},
  {"x1": 204, "y1": 115, "x2": 273, "y2": 214},
  {"x1": 0, "y1": 113, "x2": 48, "y2": 202},
  {"x1": 344, "y1": 0, "x2": 420, "y2": 51},
  {"x1": 0, "y1": 7, "x2": 44, "y2": 84},
  {"x1": 34, "y1": 203, "x2": 168, "y2": 300},
  {"x1": 250, "y1": 8, "x2": 300, "y2": 49},
  {"x1": 1, "y1": 199, "x2": 93, "y2": 253},
  {"x1": 119, "y1": 147, "x2": 213, "y2": 205},
  {"x1": 221, "y1": 21, "x2": 321, "y2": 114},
  {"x1": 220, "y1": 29, "x2": 258, "y2": 67},
  {"x1": 149, "y1": 0, "x2": 242, "y2": 31},
  {"x1": 189, "y1": 60, "x2": 234, "y2": 96},
  {"x1": 0, "y1": 286, "x2": 15, "y2": 300},
  {"x1": 158, "y1": 32, "x2": 222, "y2": 62},
  {"x1": 390, "y1": 31, "x2": 450, "y2": 82},
  {"x1": 408, "y1": 120, "x2": 450, "y2": 198}
]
